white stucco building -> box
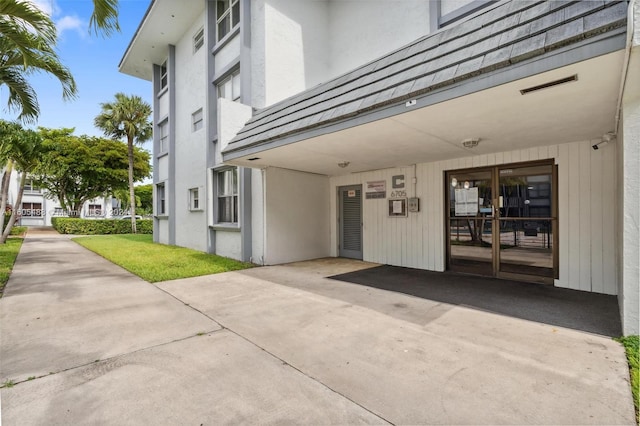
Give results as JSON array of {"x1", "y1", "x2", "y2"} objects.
[
  {"x1": 120, "y1": 0, "x2": 639, "y2": 335},
  {"x1": 4, "y1": 170, "x2": 117, "y2": 226}
]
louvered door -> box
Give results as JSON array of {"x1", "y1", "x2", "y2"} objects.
[{"x1": 339, "y1": 185, "x2": 362, "y2": 260}]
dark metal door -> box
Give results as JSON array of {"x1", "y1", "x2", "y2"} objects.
[{"x1": 339, "y1": 185, "x2": 362, "y2": 260}]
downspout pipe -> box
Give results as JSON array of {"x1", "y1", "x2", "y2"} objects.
[{"x1": 614, "y1": 0, "x2": 637, "y2": 135}]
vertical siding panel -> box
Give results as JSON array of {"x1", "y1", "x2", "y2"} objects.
[
  {"x1": 429, "y1": 162, "x2": 439, "y2": 270},
  {"x1": 557, "y1": 143, "x2": 570, "y2": 288},
  {"x1": 420, "y1": 163, "x2": 429, "y2": 269},
  {"x1": 472, "y1": 155, "x2": 481, "y2": 168},
  {"x1": 590, "y1": 144, "x2": 604, "y2": 294},
  {"x1": 511, "y1": 149, "x2": 522, "y2": 163},
  {"x1": 495, "y1": 151, "x2": 504, "y2": 165},
  {"x1": 548, "y1": 144, "x2": 558, "y2": 160},
  {"x1": 538, "y1": 145, "x2": 549, "y2": 160},
  {"x1": 568, "y1": 142, "x2": 581, "y2": 290},
  {"x1": 602, "y1": 143, "x2": 617, "y2": 294},
  {"x1": 528, "y1": 147, "x2": 539, "y2": 161},
  {"x1": 435, "y1": 163, "x2": 445, "y2": 271},
  {"x1": 503, "y1": 151, "x2": 512, "y2": 164},
  {"x1": 486, "y1": 153, "x2": 496, "y2": 166},
  {"x1": 579, "y1": 142, "x2": 592, "y2": 291},
  {"x1": 520, "y1": 148, "x2": 530, "y2": 162}
]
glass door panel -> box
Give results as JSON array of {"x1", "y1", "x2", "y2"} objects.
[
  {"x1": 497, "y1": 164, "x2": 555, "y2": 279},
  {"x1": 447, "y1": 169, "x2": 494, "y2": 276}
]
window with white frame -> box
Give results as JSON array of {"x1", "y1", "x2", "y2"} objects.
[
  {"x1": 158, "y1": 121, "x2": 169, "y2": 153},
  {"x1": 217, "y1": 69, "x2": 240, "y2": 102},
  {"x1": 216, "y1": 168, "x2": 238, "y2": 224},
  {"x1": 193, "y1": 27, "x2": 205, "y2": 52},
  {"x1": 24, "y1": 178, "x2": 41, "y2": 193},
  {"x1": 160, "y1": 60, "x2": 168, "y2": 90},
  {"x1": 87, "y1": 204, "x2": 102, "y2": 217},
  {"x1": 216, "y1": 0, "x2": 240, "y2": 41},
  {"x1": 192, "y1": 108, "x2": 203, "y2": 132},
  {"x1": 20, "y1": 202, "x2": 43, "y2": 217},
  {"x1": 157, "y1": 183, "x2": 166, "y2": 215},
  {"x1": 189, "y1": 188, "x2": 200, "y2": 210}
]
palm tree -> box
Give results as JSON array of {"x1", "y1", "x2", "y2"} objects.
[
  {"x1": 89, "y1": 0, "x2": 120, "y2": 36},
  {"x1": 0, "y1": 0, "x2": 77, "y2": 123},
  {"x1": 0, "y1": 125, "x2": 42, "y2": 244},
  {"x1": 95, "y1": 93, "x2": 152, "y2": 233}
]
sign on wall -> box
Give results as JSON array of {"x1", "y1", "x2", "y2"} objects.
[
  {"x1": 454, "y1": 187, "x2": 479, "y2": 216},
  {"x1": 365, "y1": 180, "x2": 386, "y2": 199},
  {"x1": 388, "y1": 198, "x2": 407, "y2": 217}
]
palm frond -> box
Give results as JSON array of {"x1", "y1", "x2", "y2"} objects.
[{"x1": 89, "y1": 0, "x2": 120, "y2": 37}]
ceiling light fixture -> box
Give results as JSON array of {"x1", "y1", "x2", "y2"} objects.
[
  {"x1": 462, "y1": 138, "x2": 480, "y2": 148},
  {"x1": 338, "y1": 161, "x2": 350, "y2": 168}
]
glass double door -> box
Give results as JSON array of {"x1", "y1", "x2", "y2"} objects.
[{"x1": 446, "y1": 161, "x2": 557, "y2": 284}]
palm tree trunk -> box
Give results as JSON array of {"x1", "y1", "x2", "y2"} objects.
[
  {"x1": 0, "y1": 160, "x2": 14, "y2": 237},
  {"x1": 127, "y1": 136, "x2": 136, "y2": 234},
  {"x1": 1, "y1": 171, "x2": 25, "y2": 244}
]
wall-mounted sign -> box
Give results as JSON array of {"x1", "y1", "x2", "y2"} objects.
[
  {"x1": 347, "y1": 190, "x2": 356, "y2": 198},
  {"x1": 365, "y1": 180, "x2": 386, "y2": 199},
  {"x1": 389, "y1": 198, "x2": 407, "y2": 217},
  {"x1": 392, "y1": 175, "x2": 405, "y2": 189}
]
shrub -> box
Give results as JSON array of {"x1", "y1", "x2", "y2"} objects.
[{"x1": 52, "y1": 218, "x2": 153, "y2": 235}]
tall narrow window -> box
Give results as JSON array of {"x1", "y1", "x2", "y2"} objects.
[
  {"x1": 216, "y1": 0, "x2": 240, "y2": 41},
  {"x1": 160, "y1": 60, "x2": 168, "y2": 90},
  {"x1": 87, "y1": 204, "x2": 102, "y2": 217},
  {"x1": 189, "y1": 188, "x2": 200, "y2": 210},
  {"x1": 192, "y1": 108, "x2": 203, "y2": 132},
  {"x1": 157, "y1": 183, "x2": 166, "y2": 215},
  {"x1": 217, "y1": 69, "x2": 241, "y2": 102},
  {"x1": 216, "y1": 168, "x2": 238, "y2": 224},
  {"x1": 159, "y1": 121, "x2": 169, "y2": 153},
  {"x1": 193, "y1": 27, "x2": 204, "y2": 52}
]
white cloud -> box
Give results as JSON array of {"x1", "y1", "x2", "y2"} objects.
[
  {"x1": 56, "y1": 15, "x2": 85, "y2": 38},
  {"x1": 28, "y1": 0, "x2": 58, "y2": 17}
]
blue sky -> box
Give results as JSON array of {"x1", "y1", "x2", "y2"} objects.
[{"x1": 1, "y1": 0, "x2": 153, "y2": 150}]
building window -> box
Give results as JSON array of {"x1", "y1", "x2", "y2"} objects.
[
  {"x1": 24, "y1": 178, "x2": 41, "y2": 194},
  {"x1": 157, "y1": 183, "x2": 166, "y2": 215},
  {"x1": 216, "y1": 168, "x2": 238, "y2": 224},
  {"x1": 159, "y1": 121, "x2": 169, "y2": 153},
  {"x1": 193, "y1": 27, "x2": 205, "y2": 52},
  {"x1": 189, "y1": 188, "x2": 200, "y2": 210},
  {"x1": 192, "y1": 108, "x2": 203, "y2": 132},
  {"x1": 216, "y1": 0, "x2": 240, "y2": 41},
  {"x1": 87, "y1": 204, "x2": 102, "y2": 217},
  {"x1": 217, "y1": 69, "x2": 240, "y2": 102},
  {"x1": 160, "y1": 60, "x2": 168, "y2": 90},
  {"x1": 20, "y1": 202, "x2": 43, "y2": 217}
]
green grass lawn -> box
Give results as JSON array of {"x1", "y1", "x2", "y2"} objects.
[
  {"x1": 0, "y1": 238, "x2": 24, "y2": 297},
  {"x1": 616, "y1": 335, "x2": 639, "y2": 424},
  {"x1": 73, "y1": 234, "x2": 253, "y2": 282}
]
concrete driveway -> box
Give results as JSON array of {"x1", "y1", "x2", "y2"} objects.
[{"x1": 0, "y1": 234, "x2": 636, "y2": 425}]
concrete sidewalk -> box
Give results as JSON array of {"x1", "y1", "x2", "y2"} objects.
[{"x1": 1, "y1": 235, "x2": 636, "y2": 425}]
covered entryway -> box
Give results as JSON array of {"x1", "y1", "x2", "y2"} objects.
[
  {"x1": 446, "y1": 160, "x2": 557, "y2": 284},
  {"x1": 338, "y1": 185, "x2": 363, "y2": 260}
]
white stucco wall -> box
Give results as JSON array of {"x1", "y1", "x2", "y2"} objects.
[
  {"x1": 254, "y1": 0, "x2": 431, "y2": 108},
  {"x1": 214, "y1": 34, "x2": 241, "y2": 76},
  {"x1": 173, "y1": 12, "x2": 208, "y2": 252},
  {"x1": 157, "y1": 219, "x2": 169, "y2": 244},
  {"x1": 217, "y1": 98, "x2": 253, "y2": 164},
  {"x1": 215, "y1": 230, "x2": 242, "y2": 260},
  {"x1": 441, "y1": 0, "x2": 476, "y2": 16},
  {"x1": 158, "y1": 91, "x2": 169, "y2": 119},
  {"x1": 251, "y1": 168, "x2": 265, "y2": 264},
  {"x1": 330, "y1": 140, "x2": 619, "y2": 296},
  {"x1": 326, "y1": 1, "x2": 431, "y2": 79},
  {"x1": 618, "y1": 27, "x2": 640, "y2": 334},
  {"x1": 264, "y1": 167, "x2": 330, "y2": 264}
]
